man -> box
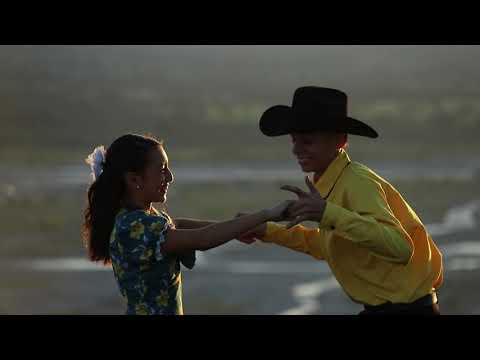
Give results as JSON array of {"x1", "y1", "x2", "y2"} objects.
[{"x1": 239, "y1": 86, "x2": 443, "y2": 315}]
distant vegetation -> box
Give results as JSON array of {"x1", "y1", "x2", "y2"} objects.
[{"x1": 1, "y1": 45, "x2": 479, "y2": 165}]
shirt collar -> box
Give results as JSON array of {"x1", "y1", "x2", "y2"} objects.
[{"x1": 314, "y1": 149, "x2": 351, "y2": 198}]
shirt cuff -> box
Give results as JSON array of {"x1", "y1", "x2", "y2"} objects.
[{"x1": 262, "y1": 222, "x2": 286, "y2": 243}]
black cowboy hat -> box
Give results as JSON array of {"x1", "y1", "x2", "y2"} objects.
[{"x1": 259, "y1": 86, "x2": 378, "y2": 138}]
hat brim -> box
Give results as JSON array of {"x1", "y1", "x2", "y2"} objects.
[{"x1": 259, "y1": 105, "x2": 379, "y2": 138}]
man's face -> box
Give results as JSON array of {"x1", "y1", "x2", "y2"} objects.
[{"x1": 290, "y1": 132, "x2": 345, "y2": 174}]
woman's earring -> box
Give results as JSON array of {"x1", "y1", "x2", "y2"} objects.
[{"x1": 136, "y1": 185, "x2": 141, "y2": 190}]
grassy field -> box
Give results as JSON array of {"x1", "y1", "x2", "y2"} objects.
[
  {"x1": 1, "y1": 172, "x2": 479, "y2": 314},
  {"x1": 1, "y1": 46, "x2": 480, "y2": 167}
]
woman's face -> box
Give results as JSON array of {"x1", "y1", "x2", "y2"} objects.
[{"x1": 141, "y1": 146, "x2": 174, "y2": 203}]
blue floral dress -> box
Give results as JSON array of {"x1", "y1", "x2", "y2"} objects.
[{"x1": 109, "y1": 207, "x2": 183, "y2": 315}]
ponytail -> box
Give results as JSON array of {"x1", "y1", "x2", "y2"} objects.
[{"x1": 82, "y1": 134, "x2": 162, "y2": 264}]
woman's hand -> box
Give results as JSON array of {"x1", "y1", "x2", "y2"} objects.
[
  {"x1": 235, "y1": 212, "x2": 264, "y2": 244},
  {"x1": 235, "y1": 201, "x2": 292, "y2": 244},
  {"x1": 265, "y1": 200, "x2": 295, "y2": 222},
  {"x1": 237, "y1": 234, "x2": 257, "y2": 244}
]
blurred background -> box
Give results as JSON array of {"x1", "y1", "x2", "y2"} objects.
[{"x1": 1, "y1": 45, "x2": 479, "y2": 314}]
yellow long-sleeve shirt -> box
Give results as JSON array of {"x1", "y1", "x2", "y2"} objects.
[{"x1": 263, "y1": 149, "x2": 443, "y2": 306}]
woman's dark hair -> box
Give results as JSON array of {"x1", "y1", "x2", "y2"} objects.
[{"x1": 82, "y1": 134, "x2": 162, "y2": 264}]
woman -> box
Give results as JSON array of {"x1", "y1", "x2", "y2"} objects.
[{"x1": 82, "y1": 133, "x2": 290, "y2": 315}]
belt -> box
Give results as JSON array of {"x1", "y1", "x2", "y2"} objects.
[{"x1": 364, "y1": 293, "x2": 438, "y2": 312}]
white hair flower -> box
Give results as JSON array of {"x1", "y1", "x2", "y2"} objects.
[{"x1": 85, "y1": 145, "x2": 106, "y2": 181}]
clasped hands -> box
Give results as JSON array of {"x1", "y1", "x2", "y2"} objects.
[{"x1": 237, "y1": 176, "x2": 327, "y2": 244}]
